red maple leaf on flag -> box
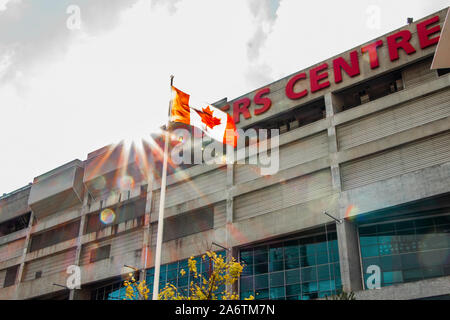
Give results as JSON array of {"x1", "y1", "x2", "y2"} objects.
[{"x1": 197, "y1": 106, "x2": 221, "y2": 129}]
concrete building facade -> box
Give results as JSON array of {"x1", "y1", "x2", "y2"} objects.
[{"x1": 0, "y1": 8, "x2": 449, "y2": 300}]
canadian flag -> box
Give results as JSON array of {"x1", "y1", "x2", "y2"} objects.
[{"x1": 170, "y1": 86, "x2": 238, "y2": 147}]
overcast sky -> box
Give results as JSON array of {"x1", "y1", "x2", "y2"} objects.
[{"x1": 0, "y1": 0, "x2": 448, "y2": 194}]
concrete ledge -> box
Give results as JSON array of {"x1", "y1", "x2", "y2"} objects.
[
  {"x1": 341, "y1": 161, "x2": 450, "y2": 218},
  {"x1": 337, "y1": 118, "x2": 450, "y2": 164},
  {"x1": 333, "y1": 74, "x2": 450, "y2": 126},
  {"x1": 230, "y1": 194, "x2": 339, "y2": 247},
  {"x1": 355, "y1": 275, "x2": 450, "y2": 300},
  {"x1": 0, "y1": 228, "x2": 27, "y2": 246}
]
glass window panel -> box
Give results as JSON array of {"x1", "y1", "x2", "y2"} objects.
[
  {"x1": 377, "y1": 223, "x2": 395, "y2": 233},
  {"x1": 378, "y1": 234, "x2": 394, "y2": 244},
  {"x1": 269, "y1": 245, "x2": 284, "y2": 261},
  {"x1": 254, "y1": 253, "x2": 268, "y2": 264},
  {"x1": 319, "y1": 280, "x2": 334, "y2": 292},
  {"x1": 403, "y1": 268, "x2": 423, "y2": 282},
  {"x1": 395, "y1": 220, "x2": 414, "y2": 231},
  {"x1": 443, "y1": 265, "x2": 450, "y2": 276},
  {"x1": 167, "y1": 262, "x2": 178, "y2": 270},
  {"x1": 301, "y1": 282, "x2": 318, "y2": 293},
  {"x1": 331, "y1": 250, "x2": 339, "y2": 263},
  {"x1": 254, "y1": 274, "x2": 269, "y2": 290},
  {"x1": 300, "y1": 255, "x2": 316, "y2": 266},
  {"x1": 361, "y1": 245, "x2": 379, "y2": 258},
  {"x1": 269, "y1": 286, "x2": 285, "y2": 299},
  {"x1": 379, "y1": 243, "x2": 394, "y2": 256},
  {"x1": 316, "y1": 253, "x2": 329, "y2": 265},
  {"x1": 179, "y1": 259, "x2": 188, "y2": 267},
  {"x1": 316, "y1": 242, "x2": 327, "y2": 253},
  {"x1": 178, "y1": 276, "x2": 188, "y2": 286},
  {"x1": 435, "y1": 225, "x2": 450, "y2": 234},
  {"x1": 318, "y1": 291, "x2": 331, "y2": 298},
  {"x1": 285, "y1": 258, "x2": 300, "y2": 270},
  {"x1": 269, "y1": 260, "x2": 284, "y2": 272},
  {"x1": 242, "y1": 264, "x2": 254, "y2": 276},
  {"x1": 240, "y1": 276, "x2": 253, "y2": 291},
  {"x1": 255, "y1": 289, "x2": 269, "y2": 300},
  {"x1": 359, "y1": 225, "x2": 377, "y2": 235},
  {"x1": 284, "y1": 243, "x2": 299, "y2": 260},
  {"x1": 167, "y1": 269, "x2": 178, "y2": 280},
  {"x1": 317, "y1": 265, "x2": 331, "y2": 280},
  {"x1": 434, "y1": 215, "x2": 450, "y2": 225},
  {"x1": 304, "y1": 243, "x2": 316, "y2": 256},
  {"x1": 254, "y1": 246, "x2": 268, "y2": 255},
  {"x1": 423, "y1": 266, "x2": 444, "y2": 278},
  {"x1": 285, "y1": 269, "x2": 300, "y2": 285},
  {"x1": 254, "y1": 263, "x2": 268, "y2": 274},
  {"x1": 270, "y1": 272, "x2": 284, "y2": 287},
  {"x1": 286, "y1": 284, "x2": 301, "y2": 296},
  {"x1": 401, "y1": 253, "x2": 420, "y2": 269},
  {"x1": 416, "y1": 226, "x2": 435, "y2": 235},
  {"x1": 379, "y1": 255, "x2": 402, "y2": 271},
  {"x1": 360, "y1": 235, "x2": 378, "y2": 246},
  {"x1": 421, "y1": 250, "x2": 447, "y2": 267},
  {"x1": 415, "y1": 218, "x2": 434, "y2": 227},
  {"x1": 240, "y1": 290, "x2": 253, "y2": 299},
  {"x1": 301, "y1": 267, "x2": 317, "y2": 282},
  {"x1": 382, "y1": 271, "x2": 403, "y2": 284},
  {"x1": 240, "y1": 254, "x2": 254, "y2": 266}
]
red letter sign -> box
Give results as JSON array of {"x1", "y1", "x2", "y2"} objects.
[
  {"x1": 417, "y1": 16, "x2": 441, "y2": 49},
  {"x1": 310, "y1": 63, "x2": 330, "y2": 93},
  {"x1": 361, "y1": 40, "x2": 383, "y2": 69},
  {"x1": 333, "y1": 50, "x2": 360, "y2": 84},
  {"x1": 233, "y1": 98, "x2": 252, "y2": 124},
  {"x1": 387, "y1": 30, "x2": 416, "y2": 61},
  {"x1": 285, "y1": 73, "x2": 308, "y2": 100},
  {"x1": 253, "y1": 88, "x2": 272, "y2": 115}
]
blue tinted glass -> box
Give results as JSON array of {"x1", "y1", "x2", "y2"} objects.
[
  {"x1": 269, "y1": 246, "x2": 284, "y2": 261},
  {"x1": 361, "y1": 245, "x2": 379, "y2": 258},
  {"x1": 318, "y1": 280, "x2": 333, "y2": 292},
  {"x1": 403, "y1": 268, "x2": 423, "y2": 282},
  {"x1": 316, "y1": 253, "x2": 329, "y2": 265},
  {"x1": 270, "y1": 272, "x2": 284, "y2": 287},
  {"x1": 300, "y1": 255, "x2": 316, "y2": 266},
  {"x1": 285, "y1": 258, "x2": 300, "y2": 270},
  {"x1": 255, "y1": 274, "x2": 269, "y2": 290},
  {"x1": 302, "y1": 282, "x2": 318, "y2": 293},
  {"x1": 317, "y1": 265, "x2": 331, "y2": 280},
  {"x1": 242, "y1": 264, "x2": 254, "y2": 276},
  {"x1": 269, "y1": 286, "x2": 285, "y2": 299},
  {"x1": 269, "y1": 260, "x2": 284, "y2": 272},
  {"x1": 238, "y1": 230, "x2": 340, "y2": 300},
  {"x1": 255, "y1": 289, "x2": 269, "y2": 300},
  {"x1": 301, "y1": 267, "x2": 317, "y2": 282},
  {"x1": 254, "y1": 253, "x2": 268, "y2": 264},
  {"x1": 285, "y1": 269, "x2": 300, "y2": 284},
  {"x1": 240, "y1": 276, "x2": 253, "y2": 291},
  {"x1": 286, "y1": 284, "x2": 301, "y2": 296},
  {"x1": 360, "y1": 235, "x2": 378, "y2": 246},
  {"x1": 254, "y1": 263, "x2": 268, "y2": 274}
]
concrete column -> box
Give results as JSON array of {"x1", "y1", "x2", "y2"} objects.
[
  {"x1": 13, "y1": 212, "x2": 34, "y2": 299},
  {"x1": 325, "y1": 92, "x2": 363, "y2": 293},
  {"x1": 337, "y1": 220, "x2": 363, "y2": 292},
  {"x1": 225, "y1": 163, "x2": 236, "y2": 294},
  {"x1": 140, "y1": 177, "x2": 154, "y2": 283},
  {"x1": 69, "y1": 191, "x2": 89, "y2": 300}
]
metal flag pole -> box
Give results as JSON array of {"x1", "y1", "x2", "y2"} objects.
[{"x1": 152, "y1": 75, "x2": 174, "y2": 300}]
